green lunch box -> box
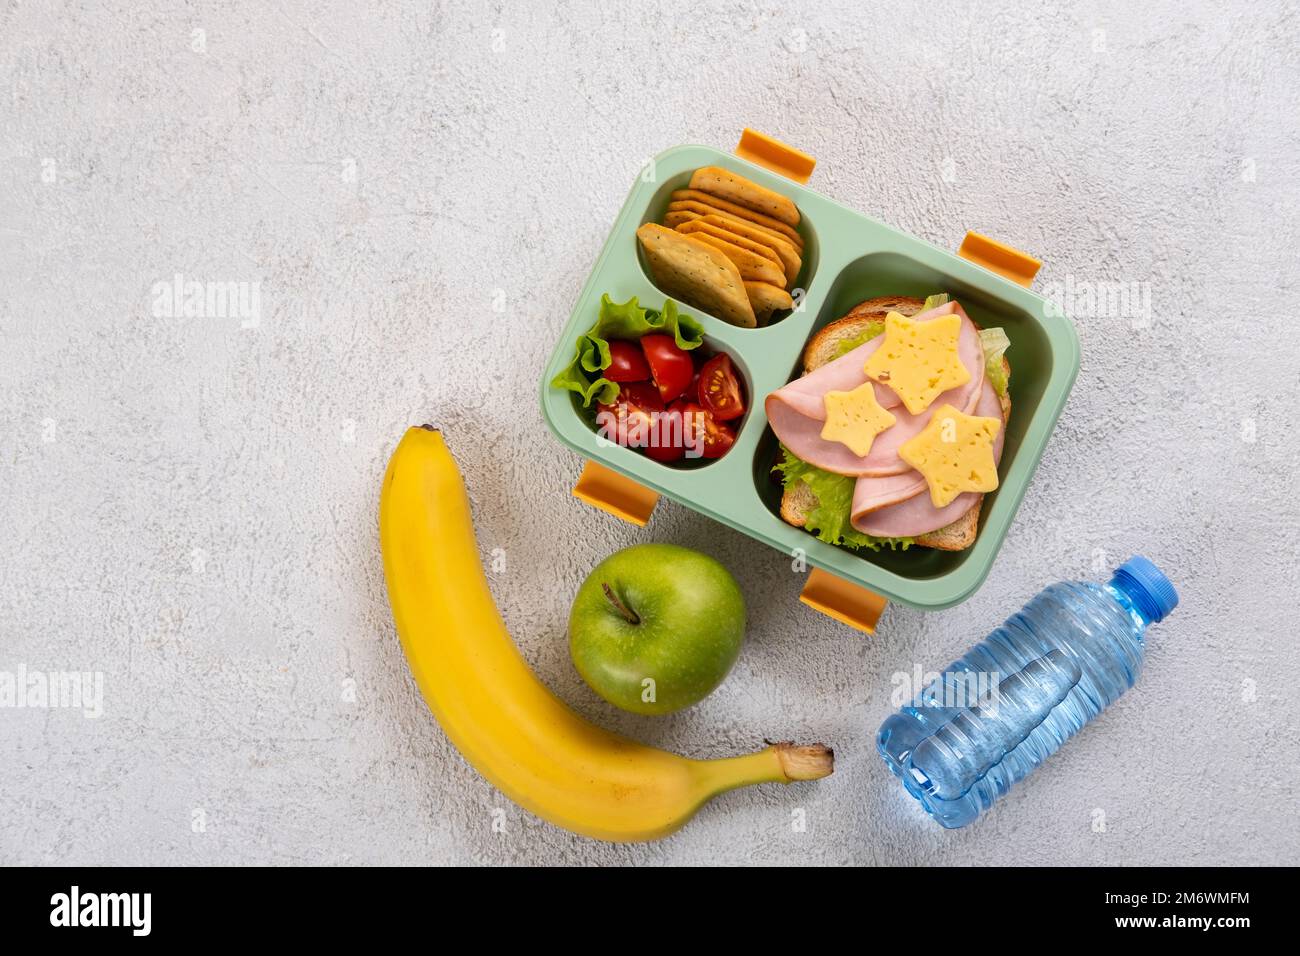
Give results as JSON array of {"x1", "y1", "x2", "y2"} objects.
[{"x1": 539, "y1": 130, "x2": 1079, "y2": 633}]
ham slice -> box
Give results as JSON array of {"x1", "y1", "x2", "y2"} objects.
[
  {"x1": 849, "y1": 470, "x2": 928, "y2": 516},
  {"x1": 765, "y1": 397, "x2": 958, "y2": 478},
  {"x1": 765, "y1": 398, "x2": 886, "y2": 475},
  {"x1": 851, "y1": 380, "x2": 1006, "y2": 538},
  {"x1": 773, "y1": 301, "x2": 983, "y2": 419},
  {"x1": 775, "y1": 335, "x2": 898, "y2": 419},
  {"x1": 765, "y1": 302, "x2": 986, "y2": 476}
]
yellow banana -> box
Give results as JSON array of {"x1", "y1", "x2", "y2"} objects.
[{"x1": 379, "y1": 425, "x2": 833, "y2": 842}]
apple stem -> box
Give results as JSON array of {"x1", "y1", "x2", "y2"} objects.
[{"x1": 601, "y1": 582, "x2": 640, "y2": 625}]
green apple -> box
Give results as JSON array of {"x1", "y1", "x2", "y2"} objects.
[{"x1": 568, "y1": 543, "x2": 746, "y2": 715}]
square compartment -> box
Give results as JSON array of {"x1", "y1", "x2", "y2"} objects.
[{"x1": 753, "y1": 251, "x2": 1067, "y2": 582}]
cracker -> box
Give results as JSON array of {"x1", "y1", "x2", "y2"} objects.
[
  {"x1": 688, "y1": 166, "x2": 801, "y2": 227},
  {"x1": 694, "y1": 215, "x2": 800, "y2": 285},
  {"x1": 635, "y1": 223, "x2": 756, "y2": 328},
  {"x1": 663, "y1": 210, "x2": 699, "y2": 229},
  {"x1": 684, "y1": 232, "x2": 786, "y2": 287},
  {"x1": 676, "y1": 219, "x2": 784, "y2": 275},
  {"x1": 744, "y1": 281, "x2": 794, "y2": 324},
  {"x1": 668, "y1": 191, "x2": 803, "y2": 249}
]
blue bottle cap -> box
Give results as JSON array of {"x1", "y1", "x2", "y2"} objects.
[{"x1": 1113, "y1": 555, "x2": 1178, "y2": 623}]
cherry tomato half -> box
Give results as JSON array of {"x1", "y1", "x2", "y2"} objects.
[
  {"x1": 677, "y1": 401, "x2": 736, "y2": 459},
  {"x1": 697, "y1": 352, "x2": 745, "y2": 421},
  {"x1": 598, "y1": 384, "x2": 686, "y2": 461},
  {"x1": 643, "y1": 404, "x2": 685, "y2": 463},
  {"x1": 616, "y1": 381, "x2": 663, "y2": 411},
  {"x1": 605, "y1": 340, "x2": 651, "y2": 382},
  {"x1": 640, "y1": 334, "x2": 694, "y2": 403},
  {"x1": 597, "y1": 389, "x2": 657, "y2": 451}
]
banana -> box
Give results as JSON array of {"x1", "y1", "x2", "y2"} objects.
[{"x1": 379, "y1": 425, "x2": 833, "y2": 842}]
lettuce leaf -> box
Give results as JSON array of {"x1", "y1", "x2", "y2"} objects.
[
  {"x1": 773, "y1": 447, "x2": 913, "y2": 552},
  {"x1": 979, "y1": 327, "x2": 1011, "y2": 397},
  {"x1": 830, "y1": 319, "x2": 886, "y2": 359},
  {"x1": 550, "y1": 294, "x2": 705, "y2": 407},
  {"x1": 828, "y1": 293, "x2": 950, "y2": 359}
]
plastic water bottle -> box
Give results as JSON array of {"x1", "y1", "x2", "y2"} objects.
[{"x1": 877, "y1": 556, "x2": 1178, "y2": 828}]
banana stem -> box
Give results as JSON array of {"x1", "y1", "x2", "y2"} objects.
[
  {"x1": 694, "y1": 742, "x2": 834, "y2": 796},
  {"x1": 772, "y1": 741, "x2": 836, "y2": 780}
]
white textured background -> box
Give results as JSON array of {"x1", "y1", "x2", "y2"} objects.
[{"x1": 2, "y1": 0, "x2": 1297, "y2": 866}]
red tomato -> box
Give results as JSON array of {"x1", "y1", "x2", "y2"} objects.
[
  {"x1": 677, "y1": 401, "x2": 736, "y2": 459},
  {"x1": 640, "y1": 334, "x2": 694, "y2": 403},
  {"x1": 697, "y1": 352, "x2": 745, "y2": 421},
  {"x1": 597, "y1": 388, "x2": 658, "y2": 451},
  {"x1": 686, "y1": 366, "x2": 702, "y2": 404},
  {"x1": 606, "y1": 340, "x2": 651, "y2": 382},
  {"x1": 643, "y1": 404, "x2": 685, "y2": 463},
  {"x1": 595, "y1": 402, "x2": 639, "y2": 450},
  {"x1": 598, "y1": 382, "x2": 688, "y2": 461},
  {"x1": 616, "y1": 381, "x2": 663, "y2": 410}
]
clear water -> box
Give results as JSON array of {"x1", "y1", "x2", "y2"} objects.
[{"x1": 878, "y1": 578, "x2": 1154, "y2": 828}]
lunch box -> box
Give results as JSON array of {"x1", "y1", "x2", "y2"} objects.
[{"x1": 539, "y1": 130, "x2": 1079, "y2": 633}]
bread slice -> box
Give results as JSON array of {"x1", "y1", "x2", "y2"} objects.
[
  {"x1": 778, "y1": 297, "x2": 1011, "y2": 552},
  {"x1": 801, "y1": 296, "x2": 926, "y2": 374}
]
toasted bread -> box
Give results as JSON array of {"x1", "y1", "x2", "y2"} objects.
[
  {"x1": 778, "y1": 297, "x2": 1011, "y2": 551},
  {"x1": 800, "y1": 296, "x2": 925, "y2": 373}
]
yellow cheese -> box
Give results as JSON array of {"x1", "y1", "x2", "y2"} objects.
[
  {"x1": 898, "y1": 403, "x2": 1002, "y2": 507},
  {"x1": 821, "y1": 382, "x2": 897, "y2": 457},
  {"x1": 864, "y1": 311, "x2": 971, "y2": 415}
]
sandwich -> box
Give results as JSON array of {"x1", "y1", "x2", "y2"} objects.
[{"x1": 769, "y1": 295, "x2": 1011, "y2": 552}]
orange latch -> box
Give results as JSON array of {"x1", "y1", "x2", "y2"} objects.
[
  {"x1": 957, "y1": 232, "x2": 1041, "y2": 288},
  {"x1": 735, "y1": 129, "x2": 816, "y2": 184},
  {"x1": 572, "y1": 460, "x2": 659, "y2": 527},
  {"x1": 799, "y1": 567, "x2": 888, "y2": 635}
]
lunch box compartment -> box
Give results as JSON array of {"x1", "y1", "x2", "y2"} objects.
[
  {"x1": 751, "y1": 250, "x2": 1057, "y2": 577},
  {"x1": 564, "y1": 335, "x2": 757, "y2": 472},
  {"x1": 540, "y1": 133, "x2": 1080, "y2": 628},
  {"x1": 634, "y1": 171, "x2": 820, "y2": 328}
]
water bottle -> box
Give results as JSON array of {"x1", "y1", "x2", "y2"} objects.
[{"x1": 878, "y1": 556, "x2": 1178, "y2": 828}]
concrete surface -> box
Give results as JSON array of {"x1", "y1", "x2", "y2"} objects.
[{"x1": 2, "y1": 0, "x2": 1297, "y2": 867}]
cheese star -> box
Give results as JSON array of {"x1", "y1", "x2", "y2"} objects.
[
  {"x1": 899, "y1": 403, "x2": 1002, "y2": 507},
  {"x1": 820, "y1": 382, "x2": 897, "y2": 457},
  {"x1": 863, "y1": 311, "x2": 971, "y2": 415}
]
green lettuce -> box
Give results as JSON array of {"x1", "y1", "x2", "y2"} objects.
[
  {"x1": 829, "y1": 293, "x2": 950, "y2": 359},
  {"x1": 830, "y1": 319, "x2": 886, "y2": 359},
  {"x1": 550, "y1": 294, "x2": 705, "y2": 407},
  {"x1": 980, "y1": 327, "x2": 1011, "y2": 397},
  {"x1": 773, "y1": 447, "x2": 913, "y2": 552}
]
